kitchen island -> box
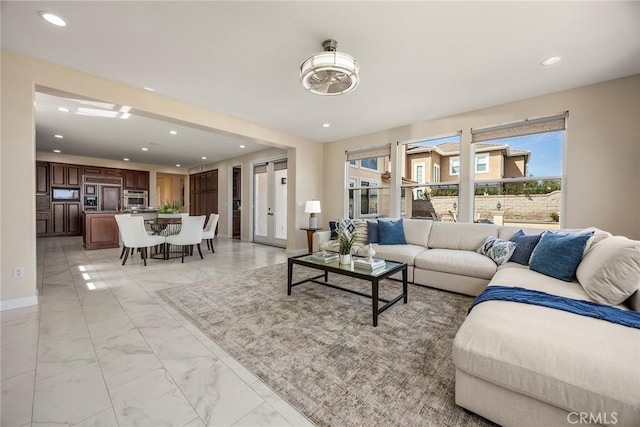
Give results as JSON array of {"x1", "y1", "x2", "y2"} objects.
[{"x1": 83, "y1": 210, "x2": 158, "y2": 250}]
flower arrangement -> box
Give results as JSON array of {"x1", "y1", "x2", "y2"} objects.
[{"x1": 158, "y1": 201, "x2": 181, "y2": 214}]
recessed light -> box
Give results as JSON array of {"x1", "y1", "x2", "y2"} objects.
[
  {"x1": 123, "y1": 158, "x2": 130, "y2": 161},
  {"x1": 175, "y1": 164, "x2": 181, "y2": 167},
  {"x1": 54, "y1": 134, "x2": 63, "y2": 139},
  {"x1": 141, "y1": 147, "x2": 149, "y2": 151},
  {"x1": 322, "y1": 123, "x2": 331, "y2": 128},
  {"x1": 541, "y1": 56, "x2": 562, "y2": 66},
  {"x1": 39, "y1": 11, "x2": 66, "y2": 27},
  {"x1": 169, "y1": 130, "x2": 178, "y2": 135},
  {"x1": 143, "y1": 87, "x2": 155, "y2": 92},
  {"x1": 201, "y1": 156, "x2": 207, "y2": 160},
  {"x1": 57, "y1": 107, "x2": 70, "y2": 113},
  {"x1": 53, "y1": 149, "x2": 61, "y2": 153},
  {"x1": 239, "y1": 145, "x2": 246, "y2": 148}
]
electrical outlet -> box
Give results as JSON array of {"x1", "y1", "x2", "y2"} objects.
[{"x1": 13, "y1": 267, "x2": 25, "y2": 279}]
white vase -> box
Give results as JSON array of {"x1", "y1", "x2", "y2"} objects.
[{"x1": 339, "y1": 254, "x2": 352, "y2": 265}]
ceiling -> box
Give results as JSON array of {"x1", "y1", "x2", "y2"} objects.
[{"x1": 2, "y1": 1, "x2": 639, "y2": 166}]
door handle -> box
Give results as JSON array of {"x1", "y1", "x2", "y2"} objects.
[{"x1": 267, "y1": 212, "x2": 274, "y2": 216}]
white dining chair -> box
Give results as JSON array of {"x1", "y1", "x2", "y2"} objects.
[
  {"x1": 115, "y1": 215, "x2": 166, "y2": 266},
  {"x1": 115, "y1": 213, "x2": 131, "y2": 260},
  {"x1": 201, "y1": 213, "x2": 219, "y2": 253},
  {"x1": 165, "y1": 215, "x2": 206, "y2": 263}
]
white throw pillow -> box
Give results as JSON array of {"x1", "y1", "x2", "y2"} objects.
[{"x1": 576, "y1": 236, "x2": 640, "y2": 305}]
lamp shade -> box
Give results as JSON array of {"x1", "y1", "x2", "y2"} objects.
[{"x1": 304, "y1": 200, "x2": 321, "y2": 214}]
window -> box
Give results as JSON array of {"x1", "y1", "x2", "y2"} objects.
[
  {"x1": 449, "y1": 157, "x2": 460, "y2": 175},
  {"x1": 475, "y1": 153, "x2": 489, "y2": 173},
  {"x1": 400, "y1": 133, "x2": 461, "y2": 220},
  {"x1": 471, "y1": 113, "x2": 566, "y2": 228},
  {"x1": 349, "y1": 160, "x2": 356, "y2": 166},
  {"x1": 346, "y1": 145, "x2": 391, "y2": 219},
  {"x1": 360, "y1": 157, "x2": 378, "y2": 170},
  {"x1": 413, "y1": 163, "x2": 425, "y2": 184}
]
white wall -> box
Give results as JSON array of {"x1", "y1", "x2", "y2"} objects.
[
  {"x1": 323, "y1": 75, "x2": 640, "y2": 240},
  {"x1": 1, "y1": 50, "x2": 323, "y2": 307}
]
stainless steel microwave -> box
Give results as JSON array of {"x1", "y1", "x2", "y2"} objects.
[{"x1": 123, "y1": 190, "x2": 148, "y2": 209}]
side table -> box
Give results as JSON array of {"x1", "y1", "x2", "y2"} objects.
[{"x1": 300, "y1": 227, "x2": 323, "y2": 253}]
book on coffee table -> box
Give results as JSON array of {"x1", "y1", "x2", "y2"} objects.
[
  {"x1": 310, "y1": 251, "x2": 339, "y2": 263},
  {"x1": 353, "y1": 257, "x2": 386, "y2": 270}
]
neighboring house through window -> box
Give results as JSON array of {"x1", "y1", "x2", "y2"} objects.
[{"x1": 360, "y1": 157, "x2": 378, "y2": 170}]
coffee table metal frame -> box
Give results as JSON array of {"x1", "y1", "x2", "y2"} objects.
[{"x1": 287, "y1": 254, "x2": 408, "y2": 327}]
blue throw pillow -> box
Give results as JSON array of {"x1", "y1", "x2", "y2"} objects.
[
  {"x1": 329, "y1": 221, "x2": 338, "y2": 240},
  {"x1": 509, "y1": 230, "x2": 543, "y2": 265},
  {"x1": 529, "y1": 231, "x2": 594, "y2": 282},
  {"x1": 378, "y1": 219, "x2": 407, "y2": 245},
  {"x1": 367, "y1": 220, "x2": 379, "y2": 243}
]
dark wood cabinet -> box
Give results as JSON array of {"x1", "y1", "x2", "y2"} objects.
[
  {"x1": 233, "y1": 211, "x2": 241, "y2": 237},
  {"x1": 83, "y1": 213, "x2": 119, "y2": 250},
  {"x1": 84, "y1": 167, "x2": 122, "y2": 177},
  {"x1": 36, "y1": 212, "x2": 49, "y2": 235},
  {"x1": 36, "y1": 162, "x2": 49, "y2": 194},
  {"x1": 124, "y1": 170, "x2": 149, "y2": 190},
  {"x1": 51, "y1": 163, "x2": 81, "y2": 187},
  {"x1": 52, "y1": 202, "x2": 82, "y2": 236},
  {"x1": 189, "y1": 170, "x2": 218, "y2": 217}
]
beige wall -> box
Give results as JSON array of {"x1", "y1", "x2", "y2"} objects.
[
  {"x1": 323, "y1": 75, "x2": 640, "y2": 240},
  {"x1": 504, "y1": 156, "x2": 526, "y2": 178},
  {"x1": 1, "y1": 50, "x2": 323, "y2": 306}
]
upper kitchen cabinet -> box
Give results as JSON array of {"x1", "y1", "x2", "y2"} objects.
[
  {"x1": 51, "y1": 163, "x2": 81, "y2": 187},
  {"x1": 83, "y1": 166, "x2": 123, "y2": 177},
  {"x1": 36, "y1": 162, "x2": 49, "y2": 194},
  {"x1": 123, "y1": 170, "x2": 149, "y2": 190}
]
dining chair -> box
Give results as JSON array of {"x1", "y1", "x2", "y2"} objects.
[
  {"x1": 115, "y1": 213, "x2": 132, "y2": 260},
  {"x1": 201, "y1": 213, "x2": 219, "y2": 253},
  {"x1": 115, "y1": 215, "x2": 166, "y2": 266},
  {"x1": 165, "y1": 215, "x2": 206, "y2": 263}
]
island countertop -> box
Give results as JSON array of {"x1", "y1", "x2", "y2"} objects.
[{"x1": 83, "y1": 209, "x2": 158, "y2": 214}]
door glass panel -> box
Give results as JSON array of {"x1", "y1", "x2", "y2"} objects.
[
  {"x1": 274, "y1": 166, "x2": 287, "y2": 240},
  {"x1": 253, "y1": 166, "x2": 268, "y2": 238}
]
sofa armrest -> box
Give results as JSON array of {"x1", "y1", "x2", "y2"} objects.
[{"x1": 312, "y1": 231, "x2": 332, "y2": 252}]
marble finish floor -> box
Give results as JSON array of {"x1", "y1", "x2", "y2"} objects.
[{"x1": 1, "y1": 236, "x2": 314, "y2": 427}]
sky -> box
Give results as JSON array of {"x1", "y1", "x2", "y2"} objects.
[{"x1": 414, "y1": 131, "x2": 563, "y2": 177}]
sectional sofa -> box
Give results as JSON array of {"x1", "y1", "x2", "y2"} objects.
[{"x1": 313, "y1": 219, "x2": 640, "y2": 426}]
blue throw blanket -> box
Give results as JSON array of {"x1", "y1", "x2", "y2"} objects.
[{"x1": 469, "y1": 286, "x2": 640, "y2": 329}]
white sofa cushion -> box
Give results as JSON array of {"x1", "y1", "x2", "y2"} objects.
[
  {"x1": 402, "y1": 218, "x2": 433, "y2": 247},
  {"x1": 414, "y1": 249, "x2": 497, "y2": 279},
  {"x1": 576, "y1": 236, "x2": 640, "y2": 306},
  {"x1": 428, "y1": 222, "x2": 499, "y2": 251},
  {"x1": 358, "y1": 243, "x2": 426, "y2": 266},
  {"x1": 453, "y1": 293, "x2": 640, "y2": 426}
]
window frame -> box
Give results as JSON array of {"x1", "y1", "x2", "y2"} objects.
[
  {"x1": 449, "y1": 157, "x2": 460, "y2": 176},
  {"x1": 475, "y1": 153, "x2": 489, "y2": 174}
]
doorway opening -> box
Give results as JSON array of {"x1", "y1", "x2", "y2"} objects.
[{"x1": 253, "y1": 158, "x2": 287, "y2": 248}]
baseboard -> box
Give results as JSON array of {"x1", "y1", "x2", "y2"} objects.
[
  {"x1": 0, "y1": 295, "x2": 39, "y2": 312},
  {"x1": 286, "y1": 248, "x2": 308, "y2": 256}
]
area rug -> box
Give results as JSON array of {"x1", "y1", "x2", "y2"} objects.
[{"x1": 158, "y1": 263, "x2": 493, "y2": 427}]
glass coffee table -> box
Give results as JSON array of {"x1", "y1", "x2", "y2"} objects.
[{"x1": 287, "y1": 253, "x2": 408, "y2": 327}]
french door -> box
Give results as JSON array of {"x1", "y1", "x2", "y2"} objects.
[{"x1": 253, "y1": 159, "x2": 287, "y2": 247}]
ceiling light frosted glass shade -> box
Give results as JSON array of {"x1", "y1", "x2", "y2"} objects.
[{"x1": 300, "y1": 40, "x2": 359, "y2": 96}]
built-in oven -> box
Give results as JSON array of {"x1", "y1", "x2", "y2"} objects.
[{"x1": 123, "y1": 190, "x2": 148, "y2": 210}]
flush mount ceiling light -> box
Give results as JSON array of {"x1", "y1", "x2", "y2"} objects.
[
  {"x1": 169, "y1": 130, "x2": 177, "y2": 135},
  {"x1": 54, "y1": 134, "x2": 63, "y2": 138},
  {"x1": 39, "y1": 11, "x2": 66, "y2": 27},
  {"x1": 541, "y1": 56, "x2": 562, "y2": 66},
  {"x1": 300, "y1": 39, "x2": 359, "y2": 96},
  {"x1": 141, "y1": 147, "x2": 149, "y2": 151},
  {"x1": 53, "y1": 149, "x2": 62, "y2": 153},
  {"x1": 322, "y1": 123, "x2": 331, "y2": 128},
  {"x1": 123, "y1": 158, "x2": 130, "y2": 161}
]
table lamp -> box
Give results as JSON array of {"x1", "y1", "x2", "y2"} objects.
[{"x1": 305, "y1": 200, "x2": 321, "y2": 229}]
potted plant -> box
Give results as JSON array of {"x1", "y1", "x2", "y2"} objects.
[
  {"x1": 157, "y1": 201, "x2": 182, "y2": 218},
  {"x1": 336, "y1": 220, "x2": 357, "y2": 265}
]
